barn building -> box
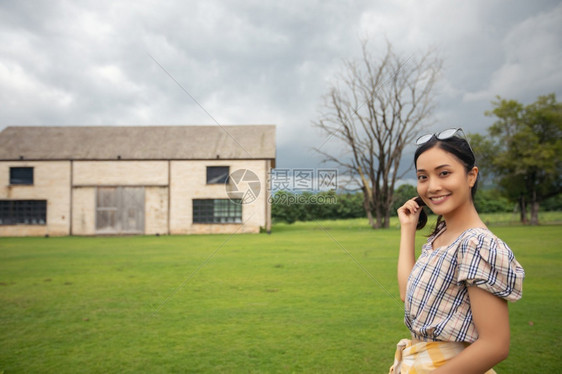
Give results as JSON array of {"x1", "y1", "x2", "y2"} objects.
[{"x1": 0, "y1": 125, "x2": 275, "y2": 236}]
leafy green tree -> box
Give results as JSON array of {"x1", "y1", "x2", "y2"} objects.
[
  {"x1": 466, "y1": 133, "x2": 496, "y2": 187},
  {"x1": 474, "y1": 188, "x2": 512, "y2": 213},
  {"x1": 484, "y1": 93, "x2": 562, "y2": 225},
  {"x1": 271, "y1": 191, "x2": 300, "y2": 223},
  {"x1": 271, "y1": 190, "x2": 365, "y2": 223},
  {"x1": 542, "y1": 193, "x2": 562, "y2": 211},
  {"x1": 391, "y1": 184, "x2": 417, "y2": 216}
]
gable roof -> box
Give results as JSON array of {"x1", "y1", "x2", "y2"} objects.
[{"x1": 0, "y1": 125, "x2": 276, "y2": 162}]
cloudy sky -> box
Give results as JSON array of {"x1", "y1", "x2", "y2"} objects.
[{"x1": 1, "y1": 0, "x2": 561, "y2": 177}]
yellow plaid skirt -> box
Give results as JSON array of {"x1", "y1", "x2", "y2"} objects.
[{"x1": 389, "y1": 339, "x2": 497, "y2": 374}]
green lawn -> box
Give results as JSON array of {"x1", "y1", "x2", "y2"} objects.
[{"x1": 0, "y1": 217, "x2": 560, "y2": 373}]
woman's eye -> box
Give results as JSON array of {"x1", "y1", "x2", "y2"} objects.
[
  {"x1": 417, "y1": 175, "x2": 427, "y2": 181},
  {"x1": 440, "y1": 171, "x2": 450, "y2": 177}
]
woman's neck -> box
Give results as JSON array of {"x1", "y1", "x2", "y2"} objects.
[{"x1": 442, "y1": 201, "x2": 486, "y2": 235}]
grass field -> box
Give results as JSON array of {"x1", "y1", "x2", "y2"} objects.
[{"x1": 1, "y1": 215, "x2": 561, "y2": 373}]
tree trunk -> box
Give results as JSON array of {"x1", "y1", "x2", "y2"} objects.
[
  {"x1": 366, "y1": 210, "x2": 376, "y2": 229},
  {"x1": 519, "y1": 196, "x2": 527, "y2": 224},
  {"x1": 373, "y1": 214, "x2": 382, "y2": 229},
  {"x1": 530, "y1": 189, "x2": 540, "y2": 225},
  {"x1": 530, "y1": 201, "x2": 540, "y2": 225},
  {"x1": 362, "y1": 191, "x2": 376, "y2": 228},
  {"x1": 374, "y1": 203, "x2": 383, "y2": 229},
  {"x1": 383, "y1": 210, "x2": 391, "y2": 228}
]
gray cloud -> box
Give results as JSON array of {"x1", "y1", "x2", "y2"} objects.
[{"x1": 1, "y1": 0, "x2": 560, "y2": 172}]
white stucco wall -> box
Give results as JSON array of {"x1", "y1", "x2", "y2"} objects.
[
  {"x1": 73, "y1": 161, "x2": 168, "y2": 186},
  {"x1": 1, "y1": 159, "x2": 272, "y2": 236},
  {"x1": 0, "y1": 161, "x2": 71, "y2": 236},
  {"x1": 71, "y1": 187, "x2": 96, "y2": 235},
  {"x1": 145, "y1": 186, "x2": 169, "y2": 235},
  {"x1": 170, "y1": 160, "x2": 269, "y2": 234}
]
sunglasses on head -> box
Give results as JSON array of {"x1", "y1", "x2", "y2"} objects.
[
  {"x1": 415, "y1": 128, "x2": 468, "y2": 146},
  {"x1": 415, "y1": 127, "x2": 475, "y2": 159}
]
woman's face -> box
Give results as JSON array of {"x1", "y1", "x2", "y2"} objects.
[{"x1": 416, "y1": 146, "x2": 478, "y2": 218}]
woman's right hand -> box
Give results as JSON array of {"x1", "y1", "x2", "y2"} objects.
[
  {"x1": 397, "y1": 197, "x2": 423, "y2": 301},
  {"x1": 397, "y1": 197, "x2": 422, "y2": 229}
]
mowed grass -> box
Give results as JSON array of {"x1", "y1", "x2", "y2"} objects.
[{"x1": 0, "y1": 217, "x2": 561, "y2": 373}]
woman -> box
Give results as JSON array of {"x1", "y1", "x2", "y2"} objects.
[{"x1": 391, "y1": 128, "x2": 525, "y2": 373}]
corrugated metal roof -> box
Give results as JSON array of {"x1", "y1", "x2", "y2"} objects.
[{"x1": 0, "y1": 125, "x2": 276, "y2": 161}]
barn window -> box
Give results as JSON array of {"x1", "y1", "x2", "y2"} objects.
[
  {"x1": 192, "y1": 199, "x2": 242, "y2": 223},
  {"x1": 206, "y1": 166, "x2": 230, "y2": 184},
  {"x1": 10, "y1": 167, "x2": 34, "y2": 185},
  {"x1": 0, "y1": 200, "x2": 47, "y2": 225}
]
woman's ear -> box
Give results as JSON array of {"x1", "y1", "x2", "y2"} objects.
[{"x1": 468, "y1": 166, "x2": 479, "y2": 188}]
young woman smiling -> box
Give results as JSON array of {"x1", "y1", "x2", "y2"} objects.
[{"x1": 391, "y1": 129, "x2": 525, "y2": 373}]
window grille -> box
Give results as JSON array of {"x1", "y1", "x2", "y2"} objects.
[
  {"x1": 0, "y1": 200, "x2": 46, "y2": 225},
  {"x1": 193, "y1": 199, "x2": 242, "y2": 223}
]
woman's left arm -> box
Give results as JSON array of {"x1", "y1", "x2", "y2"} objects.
[{"x1": 433, "y1": 286, "x2": 510, "y2": 374}]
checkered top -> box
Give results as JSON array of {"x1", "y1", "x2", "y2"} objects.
[{"x1": 405, "y1": 225, "x2": 525, "y2": 343}]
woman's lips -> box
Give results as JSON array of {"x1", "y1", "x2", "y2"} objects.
[{"x1": 429, "y1": 194, "x2": 451, "y2": 205}]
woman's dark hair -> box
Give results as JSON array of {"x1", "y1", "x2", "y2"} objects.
[{"x1": 413, "y1": 135, "x2": 478, "y2": 236}]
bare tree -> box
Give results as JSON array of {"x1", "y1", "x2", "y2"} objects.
[{"x1": 313, "y1": 40, "x2": 442, "y2": 228}]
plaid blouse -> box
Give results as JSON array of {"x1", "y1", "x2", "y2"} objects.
[{"x1": 405, "y1": 225, "x2": 525, "y2": 343}]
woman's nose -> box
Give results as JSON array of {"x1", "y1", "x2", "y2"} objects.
[{"x1": 427, "y1": 178, "x2": 441, "y2": 193}]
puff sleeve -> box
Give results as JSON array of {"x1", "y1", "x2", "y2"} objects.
[{"x1": 456, "y1": 230, "x2": 524, "y2": 301}]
